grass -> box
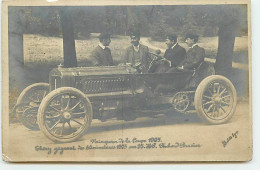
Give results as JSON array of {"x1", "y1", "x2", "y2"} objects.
[
  {"x1": 24, "y1": 34, "x2": 249, "y2": 67},
  {"x1": 147, "y1": 36, "x2": 248, "y2": 64},
  {"x1": 24, "y1": 34, "x2": 132, "y2": 67}
]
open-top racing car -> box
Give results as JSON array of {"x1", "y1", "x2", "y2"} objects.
[{"x1": 14, "y1": 54, "x2": 237, "y2": 143}]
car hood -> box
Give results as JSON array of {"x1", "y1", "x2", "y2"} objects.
[{"x1": 50, "y1": 66, "x2": 134, "y2": 77}]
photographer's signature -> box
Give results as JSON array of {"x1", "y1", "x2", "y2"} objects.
[{"x1": 222, "y1": 130, "x2": 239, "y2": 148}]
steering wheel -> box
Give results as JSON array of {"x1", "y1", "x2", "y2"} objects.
[
  {"x1": 148, "y1": 53, "x2": 171, "y2": 73},
  {"x1": 124, "y1": 63, "x2": 139, "y2": 73}
]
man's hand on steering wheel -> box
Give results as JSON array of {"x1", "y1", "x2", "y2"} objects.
[{"x1": 177, "y1": 66, "x2": 184, "y2": 70}]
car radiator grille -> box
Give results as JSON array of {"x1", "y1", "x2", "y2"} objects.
[{"x1": 81, "y1": 78, "x2": 131, "y2": 94}]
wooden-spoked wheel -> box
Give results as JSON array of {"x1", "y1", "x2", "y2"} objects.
[
  {"x1": 194, "y1": 75, "x2": 237, "y2": 124},
  {"x1": 16, "y1": 83, "x2": 49, "y2": 130},
  {"x1": 38, "y1": 87, "x2": 93, "y2": 143}
]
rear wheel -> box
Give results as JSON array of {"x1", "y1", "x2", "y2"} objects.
[
  {"x1": 16, "y1": 83, "x2": 49, "y2": 130},
  {"x1": 194, "y1": 75, "x2": 237, "y2": 124},
  {"x1": 38, "y1": 87, "x2": 93, "y2": 143}
]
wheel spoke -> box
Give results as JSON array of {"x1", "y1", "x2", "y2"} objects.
[
  {"x1": 207, "y1": 88, "x2": 213, "y2": 96},
  {"x1": 71, "y1": 119, "x2": 83, "y2": 126},
  {"x1": 211, "y1": 105, "x2": 216, "y2": 117},
  {"x1": 217, "y1": 106, "x2": 221, "y2": 117},
  {"x1": 49, "y1": 105, "x2": 61, "y2": 112},
  {"x1": 221, "y1": 95, "x2": 231, "y2": 99},
  {"x1": 72, "y1": 111, "x2": 87, "y2": 115},
  {"x1": 221, "y1": 100, "x2": 230, "y2": 106},
  {"x1": 212, "y1": 83, "x2": 216, "y2": 93},
  {"x1": 49, "y1": 119, "x2": 61, "y2": 130},
  {"x1": 219, "y1": 88, "x2": 227, "y2": 96},
  {"x1": 36, "y1": 95, "x2": 40, "y2": 102},
  {"x1": 65, "y1": 95, "x2": 71, "y2": 110},
  {"x1": 45, "y1": 111, "x2": 53, "y2": 115},
  {"x1": 60, "y1": 123, "x2": 65, "y2": 135},
  {"x1": 203, "y1": 95, "x2": 212, "y2": 100},
  {"x1": 216, "y1": 84, "x2": 221, "y2": 94},
  {"x1": 45, "y1": 114, "x2": 61, "y2": 119},
  {"x1": 70, "y1": 101, "x2": 81, "y2": 111},
  {"x1": 42, "y1": 91, "x2": 47, "y2": 99},
  {"x1": 60, "y1": 95, "x2": 64, "y2": 109},
  {"x1": 67, "y1": 121, "x2": 72, "y2": 129},
  {"x1": 203, "y1": 100, "x2": 214, "y2": 106},
  {"x1": 206, "y1": 104, "x2": 214, "y2": 113},
  {"x1": 219, "y1": 105, "x2": 226, "y2": 113},
  {"x1": 28, "y1": 96, "x2": 36, "y2": 103}
]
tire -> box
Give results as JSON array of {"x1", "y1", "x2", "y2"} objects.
[
  {"x1": 38, "y1": 87, "x2": 93, "y2": 143},
  {"x1": 16, "y1": 83, "x2": 49, "y2": 130},
  {"x1": 194, "y1": 75, "x2": 237, "y2": 124}
]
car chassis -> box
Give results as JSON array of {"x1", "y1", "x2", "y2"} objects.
[{"x1": 14, "y1": 58, "x2": 237, "y2": 143}]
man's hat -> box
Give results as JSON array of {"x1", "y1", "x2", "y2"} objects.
[
  {"x1": 130, "y1": 32, "x2": 140, "y2": 39},
  {"x1": 166, "y1": 34, "x2": 177, "y2": 42},
  {"x1": 98, "y1": 33, "x2": 111, "y2": 41},
  {"x1": 185, "y1": 33, "x2": 199, "y2": 43}
]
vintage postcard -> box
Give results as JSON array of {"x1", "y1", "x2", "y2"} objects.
[{"x1": 2, "y1": 0, "x2": 252, "y2": 162}]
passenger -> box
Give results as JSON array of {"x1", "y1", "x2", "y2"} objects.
[
  {"x1": 177, "y1": 33, "x2": 205, "y2": 70},
  {"x1": 91, "y1": 33, "x2": 114, "y2": 66},
  {"x1": 124, "y1": 32, "x2": 150, "y2": 73}
]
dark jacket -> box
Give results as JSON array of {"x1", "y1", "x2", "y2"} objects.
[
  {"x1": 179, "y1": 45, "x2": 205, "y2": 69},
  {"x1": 164, "y1": 43, "x2": 186, "y2": 67},
  {"x1": 124, "y1": 44, "x2": 150, "y2": 73},
  {"x1": 91, "y1": 46, "x2": 114, "y2": 66}
]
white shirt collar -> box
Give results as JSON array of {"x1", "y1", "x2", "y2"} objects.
[
  {"x1": 171, "y1": 42, "x2": 178, "y2": 49},
  {"x1": 190, "y1": 43, "x2": 198, "y2": 49},
  {"x1": 99, "y1": 43, "x2": 106, "y2": 50},
  {"x1": 132, "y1": 44, "x2": 140, "y2": 52}
]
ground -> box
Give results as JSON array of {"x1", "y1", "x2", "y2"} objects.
[{"x1": 5, "y1": 101, "x2": 251, "y2": 161}]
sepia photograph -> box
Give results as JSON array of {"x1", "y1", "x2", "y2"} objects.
[{"x1": 2, "y1": 0, "x2": 252, "y2": 162}]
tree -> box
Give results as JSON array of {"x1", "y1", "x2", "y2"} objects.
[
  {"x1": 59, "y1": 7, "x2": 77, "y2": 68},
  {"x1": 214, "y1": 6, "x2": 241, "y2": 77},
  {"x1": 9, "y1": 7, "x2": 27, "y2": 91},
  {"x1": 149, "y1": 6, "x2": 168, "y2": 41}
]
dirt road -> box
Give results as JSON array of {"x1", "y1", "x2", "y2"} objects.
[{"x1": 4, "y1": 101, "x2": 251, "y2": 162}]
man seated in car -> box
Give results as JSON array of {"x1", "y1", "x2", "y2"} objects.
[
  {"x1": 177, "y1": 33, "x2": 205, "y2": 70},
  {"x1": 124, "y1": 32, "x2": 150, "y2": 73},
  {"x1": 154, "y1": 33, "x2": 205, "y2": 93},
  {"x1": 164, "y1": 34, "x2": 187, "y2": 68},
  {"x1": 154, "y1": 34, "x2": 187, "y2": 73},
  {"x1": 91, "y1": 33, "x2": 114, "y2": 66}
]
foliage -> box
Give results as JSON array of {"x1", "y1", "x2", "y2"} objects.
[{"x1": 10, "y1": 5, "x2": 248, "y2": 41}]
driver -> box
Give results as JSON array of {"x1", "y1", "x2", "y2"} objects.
[
  {"x1": 164, "y1": 34, "x2": 187, "y2": 68},
  {"x1": 124, "y1": 32, "x2": 150, "y2": 73},
  {"x1": 150, "y1": 34, "x2": 186, "y2": 73}
]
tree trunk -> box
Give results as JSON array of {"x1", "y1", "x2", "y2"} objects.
[
  {"x1": 59, "y1": 7, "x2": 77, "y2": 67},
  {"x1": 9, "y1": 8, "x2": 27, "y2": 92},
  {"x1": 215, "y1": 28, "x2": 236, "y2": 77},
  {"x1": 215, "y1": 11, "x2": 238, "y2": 78}
]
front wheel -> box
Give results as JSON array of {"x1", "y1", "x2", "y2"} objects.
[
  {"x1": 194, "y1": 75, "x2": 237, "y2": 124},
  {"x1": 38, "y1": 87, "x2": 93, "y2": 143}
]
